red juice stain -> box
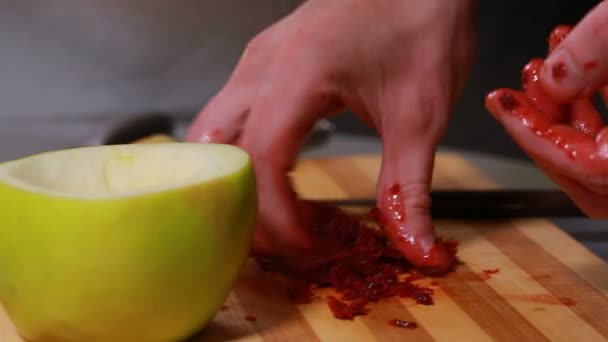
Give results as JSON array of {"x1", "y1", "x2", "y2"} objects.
[
  {"x1": 559, "y1": 297, "x2": 576, "y2": 306},
  {"x1": 560, "y1": 297, "x2": 576, "y2": 306},
  {"x1": 543, "y1": 131, "x2": 576, "y2": 159},
  {"x1": 506, "y1": 294, "x2": 576, "y2": 307},
  {"x1": 415, "y1": 291, "x2": 434, "y2": 305},
  {"x1": 541, "y1": 128, "x2": 582, "y2": 159},
  {"x1": 584, "y1": 61, "x2": 598, "y2": 71},
  {"x1": 552, "y1": 62, "x2": 567, "y2": 82},
  {"x1": 479, "y1": 268, "x2": 500, "y2": 281},
  {"x1": 494, "y1": 89, "x2": 582, "y2": 161},
  {"x1": 403, "y1": 272, "x2": 425, "y2": 283},
  {"x1": 244, "y1": 314, "x2": 257, "y2": 322},
  {"x1": 499, "y1": 93, "x2": 519, "y2": 111},
  {"x1": 388, "y1": 319, "x2": 418, "y2": 329},
  {"x1": 502, "y1": 119, "x2": 583, "y2": 160},
  {"x1": 478, "y1": 273, "x2": 491, "y2": 281},
  {"x1": 386, "y1": 184, "x2": 406, "y2": 223}
]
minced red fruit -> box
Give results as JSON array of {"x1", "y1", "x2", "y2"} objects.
[
  {"x1": 483, "y1": 268, "x2": 500, "y2": 275},
  {"x1": 326, "y1": 296, "x2": 369, "y2": 320},
  {"x1": 244, "y1": 314, "x2": 257, "y2": 322},
  {"x1": 388, "y1": 319, "x2": 418, "y2": 329},
  {"x1": 253, "y1": 205, "x2": 459, "y2": 320}
]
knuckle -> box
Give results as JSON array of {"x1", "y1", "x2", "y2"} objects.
[
  {"x1": 243, "y1": 34, "x2": 269, "y2": 59},
  {"x1": 400, "y1": 182, "x2": 432, "y2": 211},
  {"x1": 385, "y1": 75, "x2": 450, "y2": 135}
]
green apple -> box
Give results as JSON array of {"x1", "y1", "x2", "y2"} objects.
[{"x1": 0, "y1": 143, "x2": 257, "y2": 342}]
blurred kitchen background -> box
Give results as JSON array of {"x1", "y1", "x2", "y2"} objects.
[
  {"x1": 0, "y1": 1, "x2": 606, "y2": 255},
  {"x1": 0, "y1": 0, "x2": 603, "y2": 159}
]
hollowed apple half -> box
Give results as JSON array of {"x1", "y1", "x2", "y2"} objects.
[{"x1": 0, "y1": 143, "x2": 256, "y2": 342}]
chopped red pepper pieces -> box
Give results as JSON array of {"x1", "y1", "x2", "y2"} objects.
[
  {"x1": 388, "y1": 319, "x2": 418, "y2": 329},
  {"x1": 253, "y1": 206, "x2": 460, "y2": 319}
]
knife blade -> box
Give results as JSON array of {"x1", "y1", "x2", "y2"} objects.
[{"x1": 317, "y1": 190, "x2": 585, "y2": 218}]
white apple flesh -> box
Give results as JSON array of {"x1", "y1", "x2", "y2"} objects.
[{"x1": 0, "y1": 143, "x2": 257, "y2": 342}]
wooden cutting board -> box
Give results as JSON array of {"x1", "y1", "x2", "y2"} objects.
[{"x1": 1, "y1": 152, "x2": 607, "y2": 342}]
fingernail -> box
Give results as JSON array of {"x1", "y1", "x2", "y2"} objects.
[
  {"x1": 419, "y1": 232, "x2": 435, "y2": 254},
  {"x1": 198, "y1": 133, "x2": 213, "y2": 143},
  {"x1": 394, "y1": 229, "x2": 434, "y2": 254},
  {"x1": 198, "y1": 128, "x2": 223, "y2": 143}
]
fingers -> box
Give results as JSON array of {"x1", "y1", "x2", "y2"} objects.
[
  {"x1": 485, "y1": 89, "x2": 608, "y2": 179},
  {"x1": 486, "y1": 89, "x2": 553, "y2": 134},
  {"x1": 186, "y1": 85, "x2": 249, "y2": 144},
  {"x1": 540, "y1": 167, "x2": 608, "y2": 218},
  {"x1": 570, "y1": 98, "x2": 604, "y2": 137},
  {"x1": 519, "y1": 56, "x2": 603, "y2": 137},
  {"x1": 186, "y1": 40, "x2": 266, "y2": 144},
  {"x1": 540, "y1": 1, "x2": 608, "y2": 101},
  {"x1": 488, "y1": 12, "x2": 608, "y2": 218},
  {"x1": 548, "y1": 25, "x2": 573, "y2": 53},
  {"x1": 238, "y1": 78, "x2": 332, "y2": 255},
  {"x1": 374, "y1": 84, "x2": 455, "y2": 275},
  {"x1": 521, "y1": 58, "x2": 566, "y2": 122}
]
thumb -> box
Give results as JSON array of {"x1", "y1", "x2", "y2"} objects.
[
  {"x1": 540, "y1": 1, "x2": 608, "y2": 102},
  {"x1": 375, "y1": 94, "x2": 455, "y2": 276}
]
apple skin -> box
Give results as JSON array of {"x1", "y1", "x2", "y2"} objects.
[{"x1": 0, "y1": 150, "x2": 256, "y2": 342}]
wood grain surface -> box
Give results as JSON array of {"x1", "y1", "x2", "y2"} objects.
[{"x1": 1, "y1": 153, "x2": 607, "y2": 342}]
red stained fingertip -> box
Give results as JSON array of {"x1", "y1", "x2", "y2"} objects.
[
  {"x1": 521, "y1": 58, "x2": 566, "y2": 122},
  {"x1": 548, "y1": 25, "x2": 573, "y2": 52},
  {"x1": 378, "y1": 184, "x2": 456, "y2": 276}
]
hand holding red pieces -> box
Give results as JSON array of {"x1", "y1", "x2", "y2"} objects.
[{"x1": 485, "y1": 8, "x2": 608, "y2": 218}]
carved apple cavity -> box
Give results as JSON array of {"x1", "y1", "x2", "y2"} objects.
[{"x1": 0, "y1": 143, "x2": 257, "y2": 342}]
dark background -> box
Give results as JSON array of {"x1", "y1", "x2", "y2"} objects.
[{"x1": 329, "y1": 0, "x2": 603, "y2": 160}]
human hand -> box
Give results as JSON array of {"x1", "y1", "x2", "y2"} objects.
[
  {"x1": 485, "y1": 3, "x2": 608, "y2": 218},
  {"x1": 187, "y1": 0, "x2": 477, "y2": 272}
]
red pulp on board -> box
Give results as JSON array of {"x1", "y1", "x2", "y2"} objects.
[{"x1": 253, "y1": 205, "x2": 459, "y2": 320}]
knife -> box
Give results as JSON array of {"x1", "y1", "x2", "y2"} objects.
[{"x1": 321, "y1": 190, "x2": 585, "y2": 218}]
